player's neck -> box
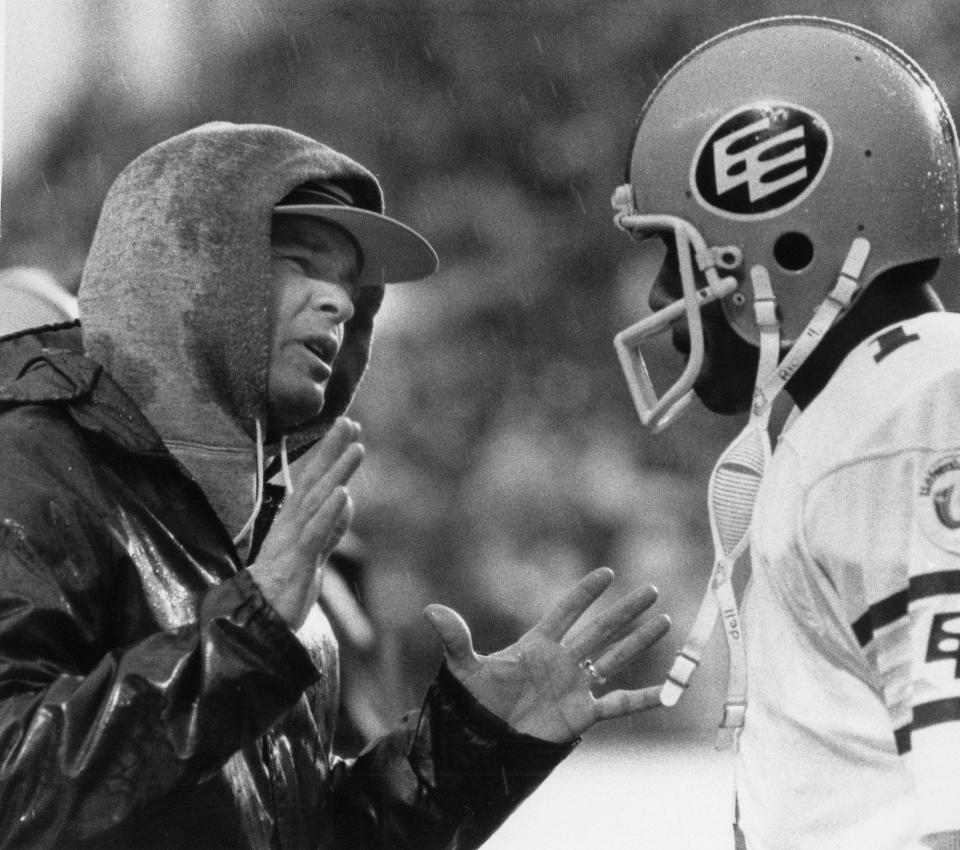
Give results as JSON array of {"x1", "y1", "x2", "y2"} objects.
[{"x1": 785, "y1": 267, "x2": 943, "y2": 410}]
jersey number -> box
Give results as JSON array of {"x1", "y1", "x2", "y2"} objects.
[{"x1": 872, "y1": 325, "x2": 920, "y2": 363}]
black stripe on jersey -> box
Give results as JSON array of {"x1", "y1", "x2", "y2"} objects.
[
  {"x1": 851, "y1": 571, "x2": 960, "y2": 648},
  {"x1": 852, "y1": 611, "x2": 873, "y2": 646},
  {"x1": 893, "y1": 697, "x2": 960, "y2": 755},
  {"x1": 912, "y1": 571, "x2": 960, "y2": 599},
  {"x1": 852, "y1": 590, "x2": 906, "y2": 647},
  {"x1": 894, "y1": 725, "x2": 911, "y2": 755}
]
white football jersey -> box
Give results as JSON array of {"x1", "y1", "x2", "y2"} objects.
[{"x1": 736, "y1": 312, "x2": 960, "y2": 850}]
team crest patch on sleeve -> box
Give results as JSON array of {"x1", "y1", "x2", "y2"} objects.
[{"x1": 918, "y1": 454, "x2": 960, "y2": 552}]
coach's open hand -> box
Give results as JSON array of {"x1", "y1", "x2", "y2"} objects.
[
  {"x1": 250, "y1": 417, "x2": 363, "y2": 631},
  {"x1": 424, "y1": 568, "x2": 670, "y2": 743}
]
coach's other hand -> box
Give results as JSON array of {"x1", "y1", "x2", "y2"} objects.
[{"x1": 424, "y1": 568, "x2": 670, "y2": 743}]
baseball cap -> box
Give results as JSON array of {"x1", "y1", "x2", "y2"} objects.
[{"x1": 273, "y1": 181, "x2": 439, "y2": 286}]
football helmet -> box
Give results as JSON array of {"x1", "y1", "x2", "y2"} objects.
[{"x1": 613, "y1": 16, "x2": 960, "y2": 431}]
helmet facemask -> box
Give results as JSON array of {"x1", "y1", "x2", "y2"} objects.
[{"x1": 611, "y1": 187, "x2": 741, "y2": 432}]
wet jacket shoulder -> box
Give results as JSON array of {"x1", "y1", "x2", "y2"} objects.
[
  {"x1": 0, "y1": 340, "x2": 571, "y2": 850},
  {"x1": 0, "y1": 320, "x2": 82, "y2": 382}
]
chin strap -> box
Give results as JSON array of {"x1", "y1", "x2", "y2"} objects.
[
  {"x1": 659, "y1": 237, "x2": 872, "y2": 752},
  {"x1": 751, "y1": 237, "x2": 871, "y2": 416},
  {"x1": 710, "y1": 265, "x2": 778, "y2": 750},
  {"x1": 659, "y1": 267, "x2": 779, "y2": 740}
]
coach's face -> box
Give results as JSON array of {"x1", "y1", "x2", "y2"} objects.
[
  {"x1": 266, "y1": 215, "x2": 360, "y2": 435},
  {"x1": 648, "y1": 237, "x2": 758, "y2": 416}
]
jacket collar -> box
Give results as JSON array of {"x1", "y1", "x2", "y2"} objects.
[{"x1": 0, "y1": 347, "x2": 168, "y2": 457}]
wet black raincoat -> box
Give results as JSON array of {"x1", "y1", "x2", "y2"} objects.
[{"x1": 0, "y1": 123, "x2": 571, "y2": 849}]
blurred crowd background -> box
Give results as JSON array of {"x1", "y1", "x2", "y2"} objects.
[{"x1": 4, "y1": 1, "x2": 960, "y2": 827}]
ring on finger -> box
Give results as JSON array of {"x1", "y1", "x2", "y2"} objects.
[{"x1": 579, "y1": 657, "x2": 607, "y2": 686}]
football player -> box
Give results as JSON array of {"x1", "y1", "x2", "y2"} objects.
[{"x1": 611, "y1": 16, "x2": 960, "y2": 850}]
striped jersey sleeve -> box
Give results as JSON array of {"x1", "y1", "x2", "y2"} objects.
[
  {"x1": 814, "y1": 448, "x2": 960, "y2": 839},
  {"x1": 799, "y1": 316, "x2": 960, "y2": 839}
]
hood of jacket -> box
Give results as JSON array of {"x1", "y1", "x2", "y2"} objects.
[{"x1": 78, "y1": 122, "x2": 386, "y2": 552}]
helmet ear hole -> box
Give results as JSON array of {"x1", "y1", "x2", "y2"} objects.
[{"x1": 773, "y1": 232, "x2": 814, "y2": 271}]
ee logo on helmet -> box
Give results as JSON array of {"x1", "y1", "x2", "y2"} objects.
[{"x1": 691, "y1": 102, "x2": 833, "y2": 220}]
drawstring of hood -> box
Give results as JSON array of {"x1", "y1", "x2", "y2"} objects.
[
  {"x1": 232, "y1": 419, "x2": 266, "y2": 550},
  {"x1": 231, "y1": 428, "x2": 295, "y2": 554},
  {"x1": 280, "y1": 435, "x2": 295, "y2": 494}
]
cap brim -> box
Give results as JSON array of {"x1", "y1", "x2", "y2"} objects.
[{"x1": 273, "y1": 204, "x2": 438, "y2": 286}]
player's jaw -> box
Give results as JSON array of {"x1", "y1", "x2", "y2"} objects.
[
  {"x1": 646, "y1": 240, "x2": 757, "y2": 415},
  {"x1": 693, "y1": 312, "x2": 760, "y2": 415}
]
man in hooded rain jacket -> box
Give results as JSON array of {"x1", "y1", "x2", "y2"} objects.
[{"x1": 0, "y1": 122, "x2": 670, "y2": 849}]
